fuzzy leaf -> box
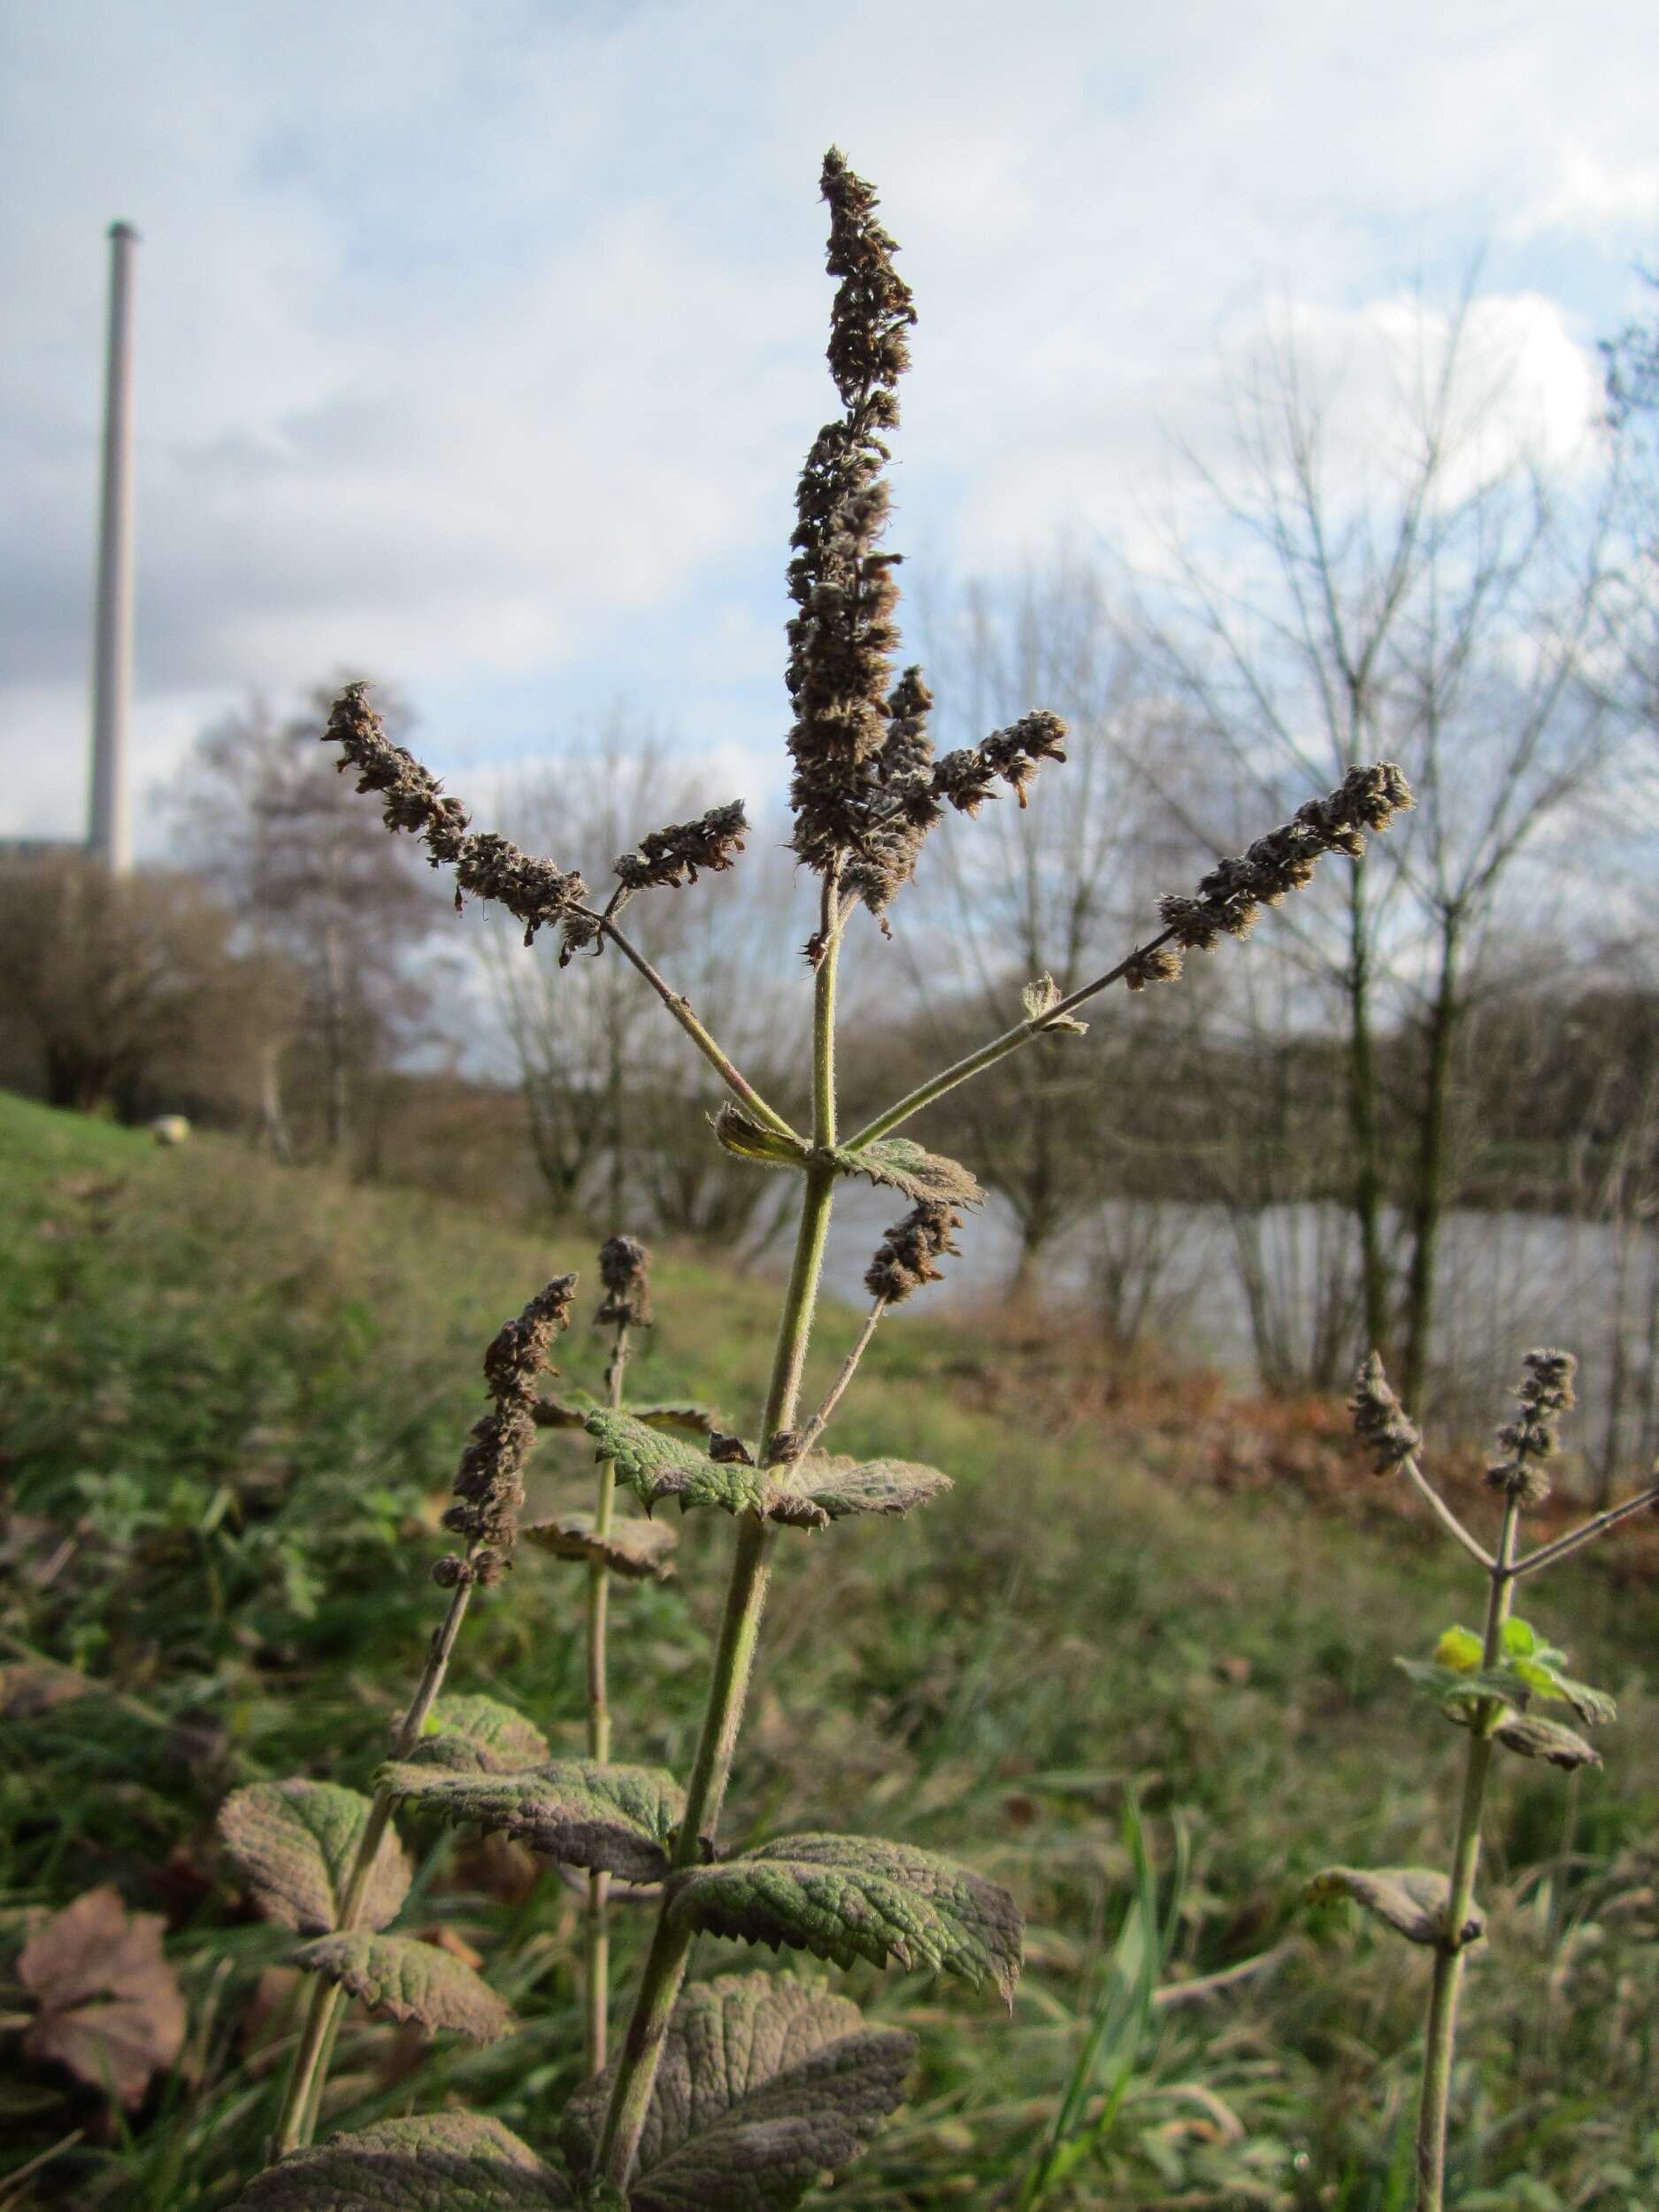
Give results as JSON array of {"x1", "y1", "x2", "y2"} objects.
[
  {"x1": 585, "y1": 1408, "x2": 764, "y2": 1517},
  {"x1": 1021, "y1": 973, "x2": 1087, "y2": 1033},
  {"x1": 294, "y1": 1931, "x2": 512, "y2": 2043},
  {"x1": 523, "y1": 1509, "x2": 679, "y2": 1581},
  {"x1": 19, "y1": 1886, "x2": 188, "y2": 2107},
  {"x1": 408, "y1": 1694, "x2": 549, "y2": 1774},
  {"x1": 712, "y1": 1106, "x2": 811, "y2": 1170},
  {"x1": 765, "y1": 1455, "x2": 952, "y2": 1527},
  {"x1": 562, "y1": 1971, "x2": 915, "y2": 2212},
  {"x1": 1304, "y1": 1866, "x2": 1483, "y2": 1947},
  {"x1": 380, "y1": 1757, "x2": 687, "y2": 1881},
  {"x1": 234, "y1": 2113, "x2": 569, "y2": 2210},
  {"x1": 631, "y1": 1404, "x2": 719, "y2": 1437},
  {"x1": 218, "y1": 1780, "x2": 411, "y2": 1934},
  {"x1": 1506, "y1": 1657, "x2": 1617, "y2": 1725},
  {"x1": 831, "y1": 1138, "x2": 983, "y2": 1210},
  {"x1": 1501, "y1": 1617, "x2": 1540, "y2": 1658},
  {"x1": 1395, "y1": 1658, "x2": 1529, "y2": 1715},
  {"x1": 666, "y1": 1833, "x2": 1022, "y2": 2005},
  {"x1": 1494, "y1": 1714, "x2": 1602, "y2": 1770}
]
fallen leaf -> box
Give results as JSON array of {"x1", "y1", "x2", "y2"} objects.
[{"x1": 19, "y1": 1887, "x2": 187, "y2": 2107}]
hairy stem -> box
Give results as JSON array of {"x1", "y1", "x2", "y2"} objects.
[
  {"x1": 588, "y1": 910, "x2": 801, "y2": 1143},
  {"x1": 843, "y1": 927, "x2": 1176, "y2": 1149},
  {"x1": 584, "y1": 1320, "x2": 631, "y2": 2077},
  {"x1": 271, "y1": 1571, "x2": 476, "y2": 2155},
  {"x1": 1509, "y1": 1479, "x2": 1659, "y2": 1579},
  {"x1": 1415, "y1": 1498, "x2": 1519, "y2": 2212},
  {"x1": 596, "y1": 889, "x2": 844, "y2": 2193}
]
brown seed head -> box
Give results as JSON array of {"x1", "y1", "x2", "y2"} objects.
[
  {"x1": 438, "y1": 1272, "x2": 578, "y2": 1578},
  {"x1": 1348, "y1": 1351, "x2": 1421, "y2": 1475},
  {"x1": 322, "y1": 683, "x2": 587, "y2": 946},
  {"x1": 613, "y1": 801, "x2": 749, "y2": 894},
  {"x1": 595, "y1": 1234, "x2": 652, "y2": 1330},
  {"x1": 1486, "y1": 1347, "x2": 1578, "y2": 1509},
  {"x1": 864, "y1": 1199, "x2": 964, "y2": 1305},
  {"x1": 1159, "y1": 763, "x2": 1414, "y2": 955}
]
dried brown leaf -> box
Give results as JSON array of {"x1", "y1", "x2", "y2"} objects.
[{"x1": 19, "y1": 1886, "x2": 187, "y2": 2106}]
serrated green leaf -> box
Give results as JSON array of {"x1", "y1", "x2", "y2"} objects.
[
  {"x1": 562, "y1": 1972, "x2": 915, "y2": 2212},
  {"x1": 380, "y1": 1758, "x2": 687, "y2": 1881},
  {"x1": 1501, "y1": 1617, "x2": 1540, "y2": 1658},
  {"x1": 1508, "y1": 1658, "x2": 1617, "y2": 1725},
  {"x1": 233, "y1": 2112, "x2": 568, "y2": 2209},
  {"x1": 294, "y1": 1931, "x2": 512, "y2": 2043},
  {"x1": 1303, "y1": 1866, "x2": 1482, "y2": 1948},
  {"x1": 1494, "y1": 1715, "x2": 1602, "y2": 1770},
  {"x1": 1395, "y1": 1659, "x2": 1529, "y2": 1714},
  {"x1": 523, "y1": 1509, "x2": 678, "y2": 1581},
  {"x1": 218, "y1": 1780, "x2": 411, "y2": 1935},
  {"x1": 666, "y1": 1833, "x2": 1022, "y2": 2005},
  {"x1": 584, "y1": 1409, "x2": 764, "y2": 1517},
  {"x1": 830, "y1": 1138, "x2": 984, "y2": 1209},
  {"x1": 1433, "y1": 1626, "x2": 1484, "y2": 1674},
  {"x1": 407, "y1": 1694, "x2": 549, "y2": 1775},
  {"x1": 764, "y1": 1455, "x2": 952, "y2": 1528}
]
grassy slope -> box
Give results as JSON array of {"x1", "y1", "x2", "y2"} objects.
[{"x1": 2, "y1": 1092, "x2": 1656, "y2": 2211}]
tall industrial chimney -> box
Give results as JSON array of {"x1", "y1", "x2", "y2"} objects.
[{"x1": 88, "y1": 220, "x2": 139, "y2": 874}]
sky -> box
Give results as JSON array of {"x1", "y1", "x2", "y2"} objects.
[{"x1": 4, "y1": 0, "x2": 1659, "y2": 853}]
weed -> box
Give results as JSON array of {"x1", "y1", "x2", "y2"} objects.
[{"x1": 183, "y1": 151, "x2": 1409, "y2": 2208}]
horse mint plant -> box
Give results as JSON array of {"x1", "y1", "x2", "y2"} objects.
[
  {"x1": 1311, "y1": 1348, "x2": 1659, "y2": 2212},
  {"x1": 220, "y1": 149, "x2": 1409, "y2": 2209}
]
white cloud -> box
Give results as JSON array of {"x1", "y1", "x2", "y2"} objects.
[{"x1": 4, "y1": 0, "x2": 1657, "y2": 846}]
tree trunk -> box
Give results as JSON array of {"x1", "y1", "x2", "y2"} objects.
[
  {"x1": 1400, "y1": 909, "x2": 1461, "y2": 1413},
  {"x1": 1346, "y1": 871, "x2": 1391, "y2": 1363}
]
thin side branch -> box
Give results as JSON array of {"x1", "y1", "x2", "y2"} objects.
[
  {"x1": 843, "y1": 928, "x2": 1178, "y2": 1148},
  {"x1": 797, "y1": 1298, "x2": 887, "y2": 1459},
  {"x1": 1509, "y1": 1479, "x2": 1659, "y2": 1581},
  {"x1": 586, "y1": 909, "x2": 802, "y2": 1143},
  {"x1": 1399, "y1": 1454, "x2": 1495, "y2": 1569}
]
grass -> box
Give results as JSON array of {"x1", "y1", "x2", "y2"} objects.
[{"x1": 2, "y1": 1090, "x2": 1657, "y2": 2208}]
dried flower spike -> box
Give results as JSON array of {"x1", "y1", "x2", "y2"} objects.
[
  {"x1": 1486, "y1": 1348, "x2": 1578, "y2": 1508},
  {"x1": 1160, "y1": 763, "x2": 1413, "y2": 953},
  {"x1": 1349, "y1": 1351, "x2": 1422, "y2": 1475},
  {"x1": 595, "y1": 1236, "x2": 653, "y2": 1331},
  {"x1": 439, "y1": 1272, "x2": 578, "y2": 1582},
  {"x1": 322, "y1": 684, "x2": 588, "y2": 945},
  {"x1": 865, "y1": 1199, "x2": 964, "y2": 1305},
  {"x1": 613, "y1": 802, "x2": 748, "y2": 895},
  {"x1": 786, "y1": 151, "x2": 917, "y2": 887}
]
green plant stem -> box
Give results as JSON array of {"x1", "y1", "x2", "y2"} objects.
[
  {"x1": 270, "y1": 1570, "x2": 477, "y2": 2156},
  {"x1": 1414, "y1": 1497, "x2": 1520, "y2": 2212},
  {"x1": 595, "y1": 882, "x2": 843, "y2": 2195},
  {"x1": 584, "y1": 1319, "x2": 631, "y2": 2078},
  {"x1": 590, "y1": 910, "x2": 801, "y2": 1144},
  {"x1": 843, "y1": 926, "x2": 1175, "y2": 1150}
]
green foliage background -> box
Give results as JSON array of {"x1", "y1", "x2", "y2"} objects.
[{"x1": 4, "y1": 1094, "x2": 1659, "y2": 2208}]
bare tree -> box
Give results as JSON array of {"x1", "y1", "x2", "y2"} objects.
[
  {"x1": 1138, "y1": 282, "x2": 1617, "y2": 1404},
  {"x1": 169, "y1": 681, "x2": 449, "y2": 1161},
  {"x1": 0, "y1": 852, "x2": 291, "y2": 1122},
  {"x1": 486, "y1": 717, "x2": 806, "y2": 1235},
  {"x1": 894, "y1": 560, "x2": 1172, "y2": 1283}
]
